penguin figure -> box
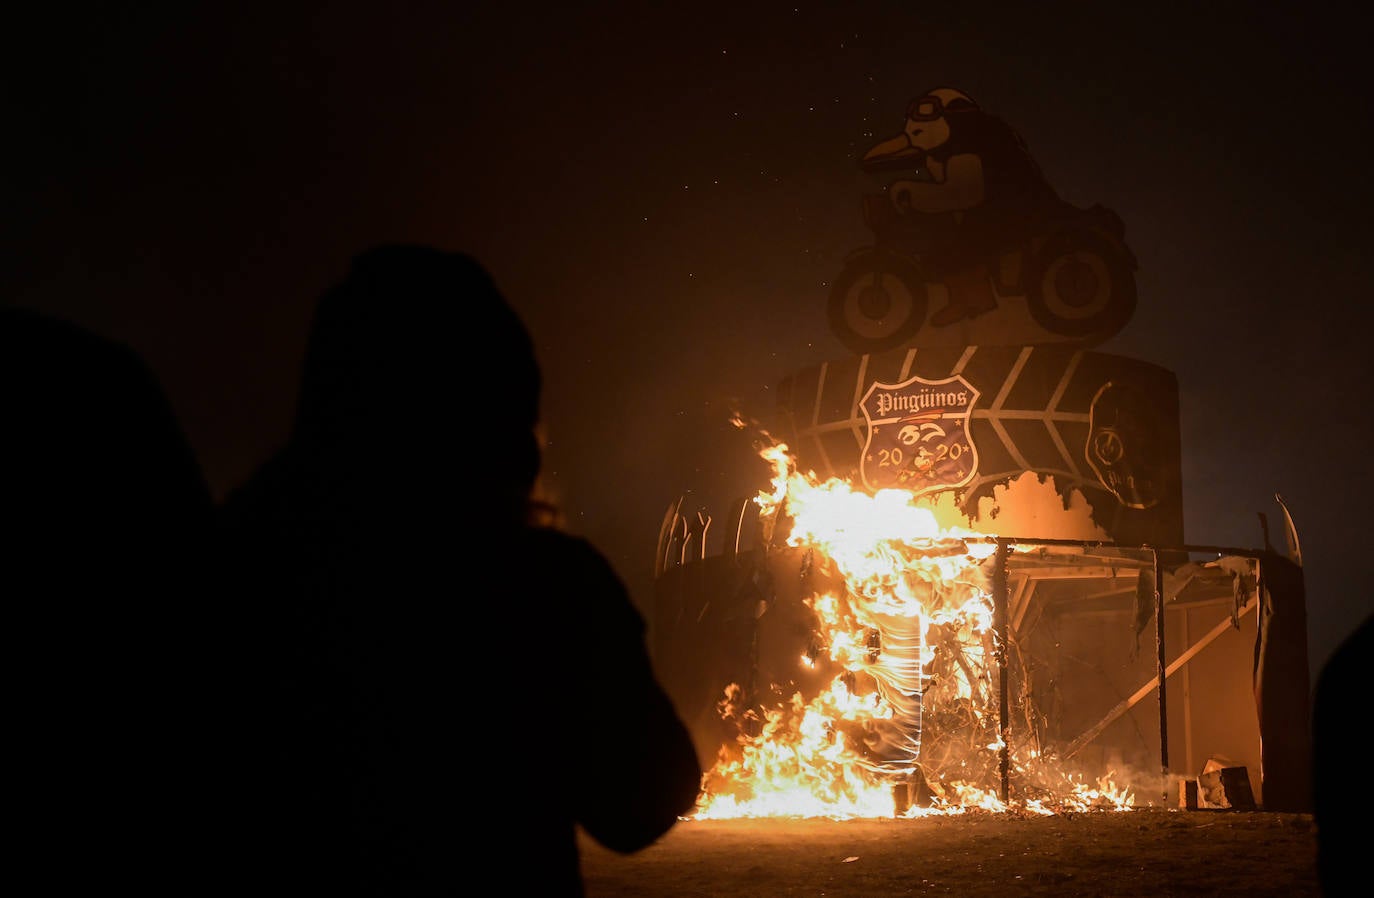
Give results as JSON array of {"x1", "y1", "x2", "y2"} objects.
[{"x1": 861, "y1": 88, "x2": 1068, "y2": 326}]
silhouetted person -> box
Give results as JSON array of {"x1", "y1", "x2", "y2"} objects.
[
  {"x1": 3, "y1": 307, "x2": 230, "y2": 892},
  {"x1": 219, "y1": 245, "x2": 703, "y2": 895},
  {"x1": 1312, "y1": 611, "x2": 1374, "y2": 895}
]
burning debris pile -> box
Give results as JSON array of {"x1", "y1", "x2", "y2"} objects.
[{"x1": 688, "y1": 439, "x2": 1138, "y2": 820}]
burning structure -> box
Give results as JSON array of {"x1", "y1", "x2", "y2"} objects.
[
  {"x1": 652, "y1": 89, "x2": 1311, "y2": 819},
  {"x1": 652, "y1": 344, "x2": 1311, "y2": 818}
]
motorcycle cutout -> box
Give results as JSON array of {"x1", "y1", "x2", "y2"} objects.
[{"x1": 829, "y1": 88, "x2": 1138, "y2": 356}]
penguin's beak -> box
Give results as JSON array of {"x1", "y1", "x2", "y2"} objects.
[{"x1": 860, "y1": 129, "x2": 924, "y2": 173}]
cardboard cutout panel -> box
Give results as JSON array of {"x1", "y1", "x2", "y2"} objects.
[
  {"x1": 830, "y1": 88, "x2": 1138, "y2": 354},
  {"x1": 774, "y1": 344, "x2": 1184, "y2": 548}
]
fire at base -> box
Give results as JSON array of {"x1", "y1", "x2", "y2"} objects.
[{"x1": 687, "y1": 436, "x2": 1138, "y2": 820}]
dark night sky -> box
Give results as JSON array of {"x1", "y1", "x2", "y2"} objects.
[{"x1": 9, "y1": 2, "x2": 1372, "y2": 676}]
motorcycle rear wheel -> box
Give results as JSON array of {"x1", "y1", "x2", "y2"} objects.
[{"x1": 1025, "y1": 228, "x2": 1137, "y2": 339}]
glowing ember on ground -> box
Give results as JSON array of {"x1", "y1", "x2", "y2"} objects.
[{"x1": 689, "y1": 433, "x2": 1137, "y2": 819}]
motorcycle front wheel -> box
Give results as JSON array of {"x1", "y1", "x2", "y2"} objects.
[{"x1": 827, "y1": 251, "x2": 929, "y2": 355}]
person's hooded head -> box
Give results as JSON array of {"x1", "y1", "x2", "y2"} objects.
[{"x1": 292, "y1": 245, "x2": 542, "y2": 519}]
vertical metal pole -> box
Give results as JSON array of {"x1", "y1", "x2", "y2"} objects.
[
  {"x1": 1153, "y1": 548, "x2": 1169, "y2": 800},
  {"x1": 1181, "y1": 610, "x2": 1194, "y2": 779},
  {"x1": 993, "y1": 539, "x2": 1010, "y2": 803}
]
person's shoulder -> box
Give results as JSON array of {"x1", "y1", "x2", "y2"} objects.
[
  {"x1": 516, "y1": 526, "x2": 621, "y2": 578},
  {"x1": 1, "y1": 307, "x2": 157, "y2": 416},
  {"x1": 516, "y1": 527, "x2": 641, "y2": 607},
  {"x1": 521, "y1": 524, "x2": 597, "y2": 554}
]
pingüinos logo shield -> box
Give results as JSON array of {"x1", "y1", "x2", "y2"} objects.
[{"x1": 859, "y1": 373, "x2": 981, "y2": 495}]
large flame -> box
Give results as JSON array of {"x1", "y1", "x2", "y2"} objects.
[{"x1": 690, "y1": 437, "x2": 1137, "y2": 819}]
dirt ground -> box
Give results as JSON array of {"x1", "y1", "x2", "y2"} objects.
[{"x1": 578, "y1": 808, "x2": 1320, "y2": 897}]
